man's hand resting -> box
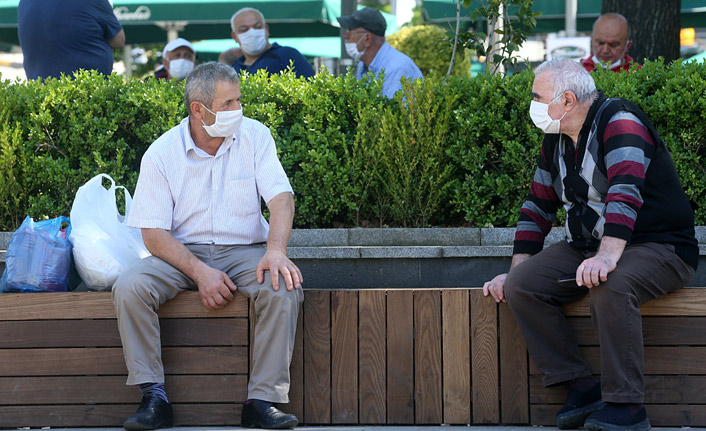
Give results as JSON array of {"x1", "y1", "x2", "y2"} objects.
[
  {"x1": 194, "y1": 265, "x2": 238, "y2": 310},
  {"x1": 256, "y1": 249, "x2": 303, "y2": 291}
]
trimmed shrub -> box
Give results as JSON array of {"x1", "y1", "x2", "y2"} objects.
[{"x1": 0, "y1": 59, "x2": 704, "y2": 231}]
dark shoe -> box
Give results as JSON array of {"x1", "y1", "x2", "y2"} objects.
[
  {"x1": 123, "y1": 394, "x2": 173, "y2": 430},
  {"x1": 241, "y1": 399, "x2": 299, "y2": 429},
  {"x1": 584, "y1": 403, "x2": 651, "y2": 431},
  {"x1": 556, "y1": 381, "x2": 604, "y2": 429}
]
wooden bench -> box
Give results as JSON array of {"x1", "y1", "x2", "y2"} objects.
[{"x1": 1, "y1": 287, "x2": 704, "y2": 428}]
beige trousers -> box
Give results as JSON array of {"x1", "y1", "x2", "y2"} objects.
[{"x1": 112, "y1": 243, "x2": 303, "y2": 403}]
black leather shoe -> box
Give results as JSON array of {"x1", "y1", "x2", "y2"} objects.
[
  {"x1": 241, "y1": 399, "x2": 299, "y2": 429},
  {"x1": 556, "y1": 381, "x2": 604, "y2": 429},
  {"x1": 123, "y1": 393, "x2": 173, "y2": 430}
]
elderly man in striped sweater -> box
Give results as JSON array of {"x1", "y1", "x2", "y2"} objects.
[{"x1": 483, "y1": 58, "x2": 698, "y2": 431}]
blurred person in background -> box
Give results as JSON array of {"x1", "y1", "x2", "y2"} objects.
[{"x1": 18, "y1": 0, "x2": 124, "y2": 80}]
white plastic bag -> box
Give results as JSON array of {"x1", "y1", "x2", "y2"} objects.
[{"x1": 69, "y1": 174, "x2": 150, "y2": 291}]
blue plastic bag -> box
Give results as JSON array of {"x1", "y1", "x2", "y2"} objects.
[{"x1": 0, "y1": 216, "x2": 74, "y2": 293}]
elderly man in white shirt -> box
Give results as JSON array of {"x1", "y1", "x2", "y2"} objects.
[{"x1": 113, "y1": 62, "x2": 303, "y2": 430}]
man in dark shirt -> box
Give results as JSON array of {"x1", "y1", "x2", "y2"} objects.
[
  {"x1": 483, "y1": 58, "x2": 697, "y2": 431},
  {"x1": 229, "y1": 8, "x2": 314, "y2": 78},
  {"x1": 18, "y1": 0, "x2": 124, "y2": 80}
]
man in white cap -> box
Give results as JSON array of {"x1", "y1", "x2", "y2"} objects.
[
  {"x1": 153, "y1": 38, "x2": 196, "y2": 80},
  {"x1": 229, "y1": 8, "x2": 314, "y2": 78},
  {"x1": 337, "y1": 7, "x2": 423, "y2": 99}
]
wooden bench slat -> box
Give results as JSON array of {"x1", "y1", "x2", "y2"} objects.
[
  {"x1": 358, "y1": 290, "x2": 386, "y2": 424},
  {"x1": 499, "y1": 302, "x2": 529, "y2": 424},
  {"x1": 530, "y1": 346, "x2": 706, "y2": 375},
  {"x1": 442, "y1": 289, "x2": 471, "y2": 425},
  {"x1": 386, "y1": 290, "x2": 414, "y2": 424},
  {"x1": 0, "y1": 404, "x2": 243, "y2": 428},
  {"x1": 563, "y1": 288, "x2": 706, "y2": 317},
  {"x1": 530, "y1": 375, "x2": 706, "y2": 404},
  {"x1": 0, "y1": 346, "x2": 248, "y2": 376},
  {"x1": 303, "y1": 289, "x2": 331, "y2": 424},
  {"x1": 567, "y1": 316, "x2": 706, "y2": 346},
  {"x1": 0, "y1": 291, "x2": 248, "y2": 320},
  {"x1": 0, "y1": 375, "x2": 247, "y2": 404},
  {"x1": 414, "y1": 290, "x2": 443, "y2": 424},
  {"x1": 331, "y1": 290, "x2": 358, "y2": 423},
  {"x1": 471, "y1": 289, "x2": 499, "y2": 423},
  {"x1": 0, "y1": 317, "x2": 248, "y2": 348}
]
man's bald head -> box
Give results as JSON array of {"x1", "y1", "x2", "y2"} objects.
[{"x1": 591, "y1": 13, "x2": 632, "y2": 65}]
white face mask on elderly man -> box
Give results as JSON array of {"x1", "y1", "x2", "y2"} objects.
[
  {"x1": 201, "y1": 104, "x2": 243, "y2": 138},
  {"x1": 345, "y1": 32, "x2": 367, "y2": 61},
  {"x1": 238, "y1": 28, "x2": 267, "y2": 55},
  {"x1": 529, "y1": 94, "x2": 566, "y2": 134},
  {"x1": 168, "y1": 59, "x2": 194, "y2": 80}
]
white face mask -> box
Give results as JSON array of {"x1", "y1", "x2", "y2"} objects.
[
  {"x1": 591, "y1": 55, "x2": 623, "y2": 70},
  {"x1": 529, "y1": 94, "x2": 566, "y2": 134},
  {"x1": 345, "y1": 32, "x2": 367, "y2": 61},
  {"x1": 237, "y1": 28, "x2": 267, "y2": 55},
  {"x1": 201, "y1": 104, "x2": 243, "y2": 138},
  {"x1": 168, "y1": 58, "x2": 194, "y2": 80}
]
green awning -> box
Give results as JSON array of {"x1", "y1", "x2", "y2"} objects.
[
  {"x1": 0, "y1": 0, "x2": 342, "y2": 46},
  {"x1": 421, "y1": 0, "x2": 706, "y2": 34}
]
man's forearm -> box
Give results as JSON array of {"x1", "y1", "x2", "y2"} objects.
[
  {"x1": 265, "y1": 192, "x2": 295, "y2": 253},
  {"x1": 142, "y1": 228, "x2": 208, "y2": 282},
  {"x1": 595, "y1": 235, "x2": 627, "y2": 265},
  {"x1": 510, "y1": 253, "x2": 532, "y2": 270}
]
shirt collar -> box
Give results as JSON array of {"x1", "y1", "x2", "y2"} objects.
[
  {"x1": 181, "y1": 117, "x2": 236, "y2": 158},
  {"x1": 364, "y1": 41, "x2": 392, "y2": 74}
]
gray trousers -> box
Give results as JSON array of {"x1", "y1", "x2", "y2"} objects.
[
  {"x1": 112, "y1": 243, "x2": 304, "y2": 403},
  {"x1": 504, "y1": 241, "x2": 694, "y2": 403}
]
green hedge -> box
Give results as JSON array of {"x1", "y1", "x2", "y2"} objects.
[{"x1": 0, "y1": 59, "x2": 704, "y2": 231}]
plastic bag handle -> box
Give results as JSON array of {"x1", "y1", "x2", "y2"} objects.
[{"x1": 115, "y1": 186, "x2": 133, "y2": 218}]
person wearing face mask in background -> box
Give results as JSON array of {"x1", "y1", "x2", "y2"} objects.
[
  {"x1": 113, "y1": 62, "x2": 303, "y2": 430},
  {"x1": 229, "y1": 8, "x2": 314, "y2": 78},
  {"x1": 580, "y1": 13, "x2": 640, "y2": 73},
  {"x1": 152, "y1": 38, "x2": 196, "y2": 81},
  {"x1": 337, "y1": 7, "x2": 423, "y2": 99},
  {"x1": 482, "y1": 58, "x2": 696, "y2": 431}
]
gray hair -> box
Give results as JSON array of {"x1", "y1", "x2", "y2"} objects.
[
  {"x1": 534, "y1": 58, "x2": 598, "y2": 103},
  {"x1": 184, "y1": 62, "x2": 240, "y2": 116},
  {"x1": 231, "y1": 8, "x2": 266, "y2": 33}
]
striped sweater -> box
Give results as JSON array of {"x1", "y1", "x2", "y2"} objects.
[{"x1": 514, "y1": 93, "x2": 698, "y2": 270}]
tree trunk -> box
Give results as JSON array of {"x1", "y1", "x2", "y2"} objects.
[{"x1": 601, "y1": 0, "x2": 680, "y2": 63}]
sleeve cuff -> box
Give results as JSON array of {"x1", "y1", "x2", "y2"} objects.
[
  {"x1": 513, "y1": 240, "x2": 544, "y2": 256},
  {"x1": 602, "y1": 224, "x2": 633, "y2": 242}
]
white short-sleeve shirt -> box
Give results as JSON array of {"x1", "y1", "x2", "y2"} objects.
[{"x1": 128, "y1": 116, "x2": 293, "y2": 245}]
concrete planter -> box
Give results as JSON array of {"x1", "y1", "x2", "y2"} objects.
[{"x1": 2, "y1": 227, "x2": 705, "y2": 288}]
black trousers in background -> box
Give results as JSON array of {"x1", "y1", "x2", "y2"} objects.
[{"x1": 504, "y1": 240, "x2": 695, "y2": 403}]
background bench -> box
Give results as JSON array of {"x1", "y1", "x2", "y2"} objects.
[{"x1": 1, "y1": 228, "x2": 705, "y2": 427}]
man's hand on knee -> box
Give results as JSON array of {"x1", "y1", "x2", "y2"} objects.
[
  {"x1": 194, "y1": 265, "x2": 238, "y2": 310},
  {"x1": 483, "y1": 273, "x2": 508, "y2": 303},
  {"x1": 256, "y1": 249, "x2": 303, "y2": 291}
]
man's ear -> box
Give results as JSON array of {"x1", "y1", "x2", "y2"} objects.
[
  {"x1": 191, "y1": 101, "x2": 206, "y2": 119},
  {"x1": 232, "y1": 31, "x2": 240, "y2": 44},
  {"x1": 564, "y1": 91, "x2": 579, "y2": 110},
  {"x1": 625, "y1": 40, "x2": 633, "y2": 53},
  {"x1": 162, "y1": 58, "x2": 169, "y2": 69}
]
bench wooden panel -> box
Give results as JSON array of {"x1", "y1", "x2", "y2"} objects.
[
  {"x1": 0, "y1": 291, "x2": 250, "y2": 428},
  {"x1": 529, "y1": 288, "x2": 706, "y2": 427},
  {"x1": 283, "y1": 288, "x2": 508, "y2": 425},
  {"x1": 1, "y1": 287, "x2": 704, "y2": 427}
]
